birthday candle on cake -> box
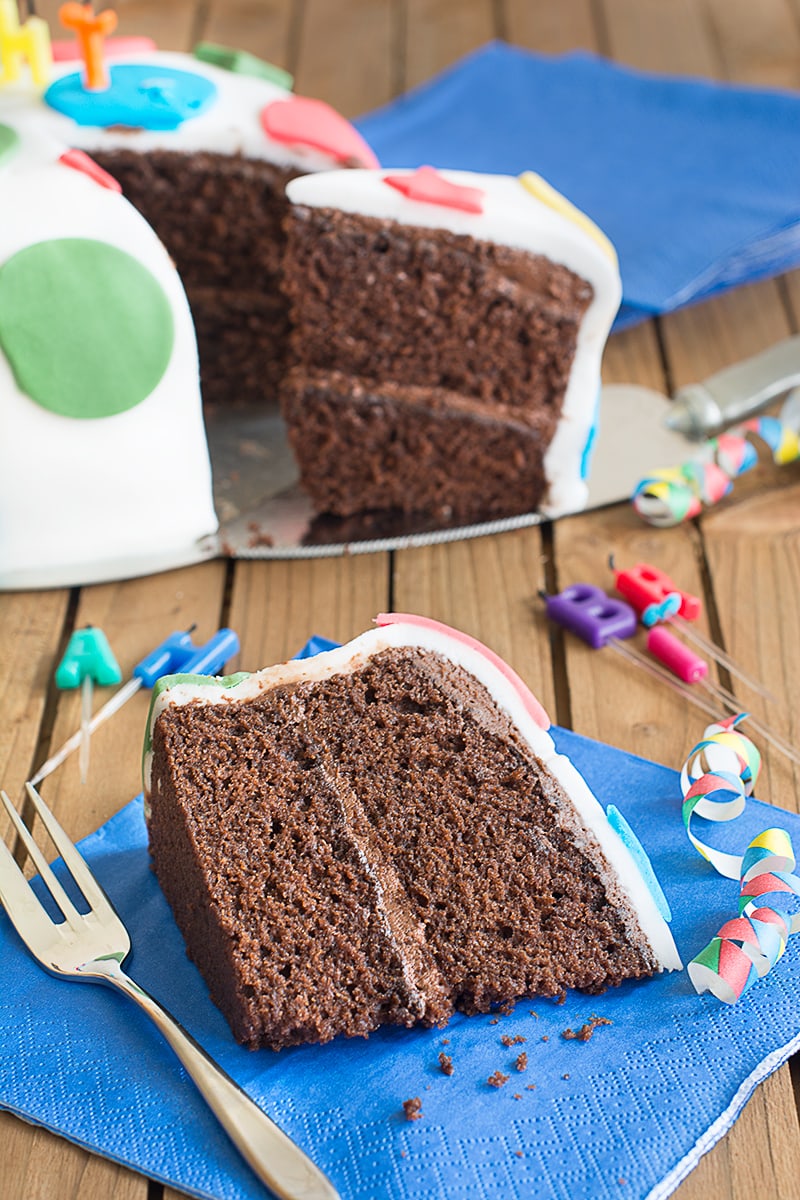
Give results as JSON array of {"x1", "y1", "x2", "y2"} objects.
[
  {"x1": 0, "y1": 0, "x2": 52, "y2": 88},
  {"x1": 58, "y1": 0, "x2": 117, "y2": 91}
]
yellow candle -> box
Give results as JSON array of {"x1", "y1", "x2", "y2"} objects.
[{"x1": 0, "y1": 0, "x2": 53, "y2": 89}]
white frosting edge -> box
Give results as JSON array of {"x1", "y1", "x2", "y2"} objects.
[
  {"x1": 3, "y1": 50, "x2": 347, "y2": 171},
  {"x1": 0, "y1": 120, "x2": 218, "y2": 583},
  {"x1": 286, "y1": 168, "x2": 622, "y2": 516},
  {"x1": 145, "y1": 622, "x2": 680, "y2": 972}
]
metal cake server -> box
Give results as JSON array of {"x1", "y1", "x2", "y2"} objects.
[
  {"x1": 0, "y1": 783, "x2": 341, "y2": 1200},
  {"x1": 8, "y1": 339, "x2": 799, "y2": 587},
  {"x1": 207, "y1": 336, "x2": 800, "y2": 556}
]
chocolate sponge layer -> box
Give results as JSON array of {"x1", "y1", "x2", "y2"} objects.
[
  {"x1": 283, "y1": 207, "x2": 592, "y2": 409},
  {"x1": 148, "y1": 648, "x2": 656, "y2": 1050},
  {"x1": 90, "y1": 148, "x2": 299, "y2": 407},
  {"x1": 281, "y1": 367, "x2": 554, "y2": 520},
  {"x1": 281, "y1": 205, "x2": 594, "y2": 519}
]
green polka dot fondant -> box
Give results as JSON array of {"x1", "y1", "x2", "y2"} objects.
[
  {"x1": 0, "y1": 123, "x2": 19, "y2": 166},
  {"x1": 0, "y1": 238, "x2": 174, "y2": 419}
]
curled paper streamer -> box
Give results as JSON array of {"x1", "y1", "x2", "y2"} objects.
[
  {"x1": 681, "y1": 717, "x2": 800, "y2": 1002},
  {"x1": 632, "y1": 435, "x2": 752, "y2": 526},
  {"x1": 632, "y1": 403, "x2": 800, "y2": 527},
  {"x1": 740, "y1": 415, "x2": 800, "y2": 465}
]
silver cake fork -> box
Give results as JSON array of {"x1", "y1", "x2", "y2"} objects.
[{"x1": 0, "y1": 783, "x2": 340, "y2": 1200}]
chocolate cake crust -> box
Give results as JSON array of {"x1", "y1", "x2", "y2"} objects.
[
  {"x1": 148, "y1": 647, "x2": 657, "y2": 1050},
  {"x1": 280, "y1": 204, "x2": 595, "y2": 520},
  {"x1": 283, "y1": 207, "x2": 593, "y2": 411},
  {"x1": 90, "y1": 148, "x2": 301, "y2": 408}
]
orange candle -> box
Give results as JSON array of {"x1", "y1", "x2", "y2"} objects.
[{"x1": 58, "y1": 2, "x2": 117, "y2": 91}]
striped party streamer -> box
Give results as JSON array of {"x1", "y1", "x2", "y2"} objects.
[
  {"x1": 740, "y1": 414, "x2": 800, "y2": 465},
  {"x1": 681, "y1": 716, "x2": 800, "y2": 1002},
  {"x1": 632, "y1": 399, "x2": 800, "y2": 527}
]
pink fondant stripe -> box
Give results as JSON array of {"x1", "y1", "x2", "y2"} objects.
[
  {"x1": 52, "y1": 36, "x2": 157, "y2": 61},
  {"x1": 375, "y1": 613, "x2": 551, "y2": 730}
]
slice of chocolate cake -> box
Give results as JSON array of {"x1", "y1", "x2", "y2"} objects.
[
  {"x1": 144, "y1": 614, "x2": 680, "y2": 1051},
  {"x1": 281, "y1": 168, "x2": 622, "y2": 523}
]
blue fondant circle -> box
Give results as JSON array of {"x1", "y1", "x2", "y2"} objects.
[{"x1": 44, "y1": 64, "x2": 216, "y2": 132}]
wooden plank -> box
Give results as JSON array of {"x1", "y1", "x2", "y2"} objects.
[
  {"x1": 392, "y1": 530, "x2": 558, "y2": 719},
  {"x1": 228, "y1": 556, "x2": 389, "y2": 667},
  {"x1": 504, "y1": 0, "x2": 599, "y2": 55},
  {"x1": 200, "y1": 0, "x2": 295, "y2": 71},
  {"x1": 552, "y1": 507, "x2": 710, "y2": 760},
  {"x1": 783, "y1": 269, "x2": 800, "y2": 327},
  {"x1": 573, "y1": 4, "x2": 800, "y2": 1200},
  {"x1": 603, "y1": 319, "x2": 668, "y2": 391},
  {"x1": 0, "y1": 589, "x2": 69, "y2": 836},
  {"x1": 700, "y1": 480, "x2": 800, "y2": 803},
  {"x1": 703, "y1": 0, "x2": 800, "y2": 88},
  {"x1": 602, "y1": 0, "x2": 717, "y2": 75},
  {"x1": 293, "y1": 0, "x2": 396, "y2": 115},
  {"x1": 729, "y1": 1053, "x2": 800, "y2": 1194},
  {"x1": 34, "y1": 561, "x2": 229, "y2": 842},
  {"x1": 3, "y1": 563, "x2": 228, "y2": 1200},
  {"x1": 404, "y1": 0, "x2": 496, "y2": 88},
  {"x1": 0, "y1": 1115, "x2": 146, "y2": 1199},
  {"x1": 662, "y1": 281, "x2": 793, "y2": 386},
  {"x1": 35, "y1": 0, "x2": 199, "y2": 52}
]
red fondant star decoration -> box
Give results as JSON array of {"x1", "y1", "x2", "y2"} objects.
[
  {"x1": 261, "y1": 96, "x2": 379, "y2": 169},
  {"x1": 383, "y1": 166, "x2": 485, "y2": 214},
  {"x1": 58, "y1": 149, "x2": 122, "y2": 192}
]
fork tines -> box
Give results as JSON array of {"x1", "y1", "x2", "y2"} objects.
[{"x1": 0, "y1": 784, "x2": 108, "y2": 924}]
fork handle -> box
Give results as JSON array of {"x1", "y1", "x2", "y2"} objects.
[{"x1": 87, "y1": 958, "x2": 341, "y2": 1200}]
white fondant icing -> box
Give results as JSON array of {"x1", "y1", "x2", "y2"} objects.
[
  {"x1": 0, "y1": 120, "x2": 218, "y2": 588},
  {"x1": 3, "y1": 50, "x2": 347, "y2": 172},
  {"x1": 286, "y1": 168, "x2": 622, "y2": 517},
  {"x1": 144, "y1": 621, "x2": 680, "y2": 973}
]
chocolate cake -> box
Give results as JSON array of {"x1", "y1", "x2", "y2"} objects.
[
  {"x1": 144, "y1": 614, "x2": 679, "y2": 1051},
  {"x1": 10, "y1": 46, "x2": 377, "y2": 409},
  {"x1": 281, "y1": 168, "x2": 622, "y2": 522}
]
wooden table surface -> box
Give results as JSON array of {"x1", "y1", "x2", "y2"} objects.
[{"x1": 3, "y1": 1, "x2": 800, "y2": 1197}]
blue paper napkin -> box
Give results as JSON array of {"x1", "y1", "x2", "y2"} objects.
[
  {"x1": 355, "y1": 42, "x2": 800, "y2": 328},
  {"x1": 3, "y1": 724, "x2": 800, "y2": 1200}
]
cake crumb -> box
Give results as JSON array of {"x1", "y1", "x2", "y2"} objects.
[
  {"x1": 562, "y1": 1016, "x2": 613, "y2": 1042},
  {"x1": 246, "y1": 522, "x2": 274, "y2": 548},
  {"x1": 529, "y1": 1010, "x2": 539, "y2": 1019},
  {"x1": 514, "y1": 1051, "x2": 528, "y2": 1072},
  {"x1": 402, "y1": 1097, "x2": 423, "y2": 1121},
  {"x1": 487, "y1": 1070, "x2": 510, "y2": 1088},
  {"x1": 438, "y1": 1052, "x2": 454, "y2": 1076},
  {"x1": 525, "y1": 1084, "x2": 536, "y2": 1090},
  {"x1": 489, "y1": 1018, "x2": 500, "y2": 1025},
  {"x1": 541, "y1": 1035, "x2": 549, "y2": 1042},
  {"x1": 513, "y1": 1093, "x2": 522, "y2": 1100},
  {"x1": 514, "y1": 1150, "x2": 524, "y2": 1158},
  {"x1": 441, "y1": 1038, "x2": 450, "y2": 1045},
  {"x1": 499, "y1": 1000, "x2": 515, "y2": 1016},
  {"x1": 501, "y1": 1034, "x2": 527, "y2": 1047},
  {"x1": 555, "y1": 991, "x2": 567, "y2": 1005}
]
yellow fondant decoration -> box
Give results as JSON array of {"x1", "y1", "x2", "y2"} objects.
[
  {"x1": 519, "y1": 170, "x2": 618, "y2": 266},
  {"x1": 0, "y1": 0, "x2": 52, "y2": 88}
]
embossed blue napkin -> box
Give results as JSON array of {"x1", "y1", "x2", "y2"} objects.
[
  {"x1": 355, "y1": 42, "x2": 800, "y2": 328},
  {"x1": 3, "y1": 710, "x2": 800, "y2": 1199}
]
